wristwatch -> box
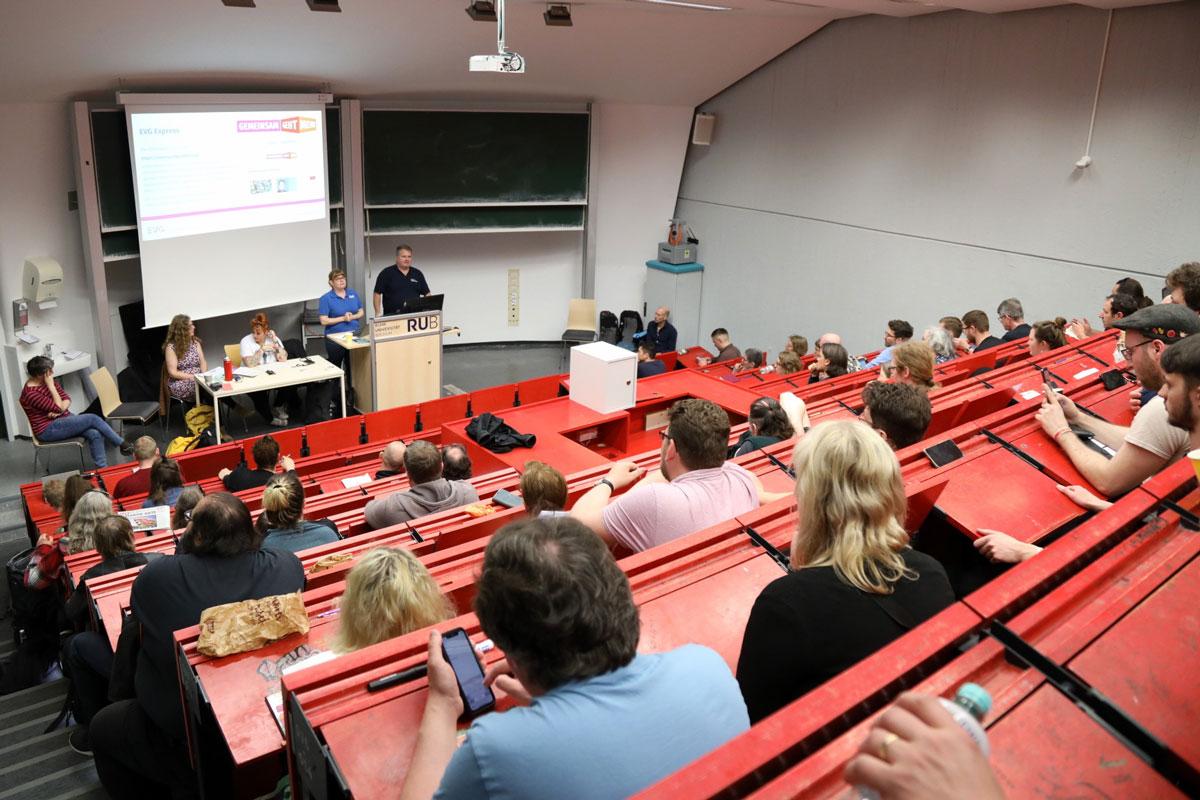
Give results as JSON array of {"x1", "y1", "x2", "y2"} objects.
[{"x1": 596, "y1": 478, "x2": 615, "y2": 493}]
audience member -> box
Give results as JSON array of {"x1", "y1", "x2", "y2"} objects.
[
  {"x1": 731, "y1": 398, "x2": 795, "y2": 457},
  {"x1": 1027, "y1": 318, "x2": 1067, "y2": 355},
  {"x1": 331, "y1": 547, "x2": 454, "y2": 654},
  {"x1": 441, "y1": 443, "x2": 472, "y2": 482},
  {"x1": 961, "y1": 310, "x2": 1003, "y2": 352},
  {"x1": 861, "y1": 382, "x2": 932, "y2": 450},
  {"x1": 520, "y1": 460, "x2": 568, "y2": 517},
  {"x1": 142, "y1": 458, "x2": 185, "y2": 509},
  {"x1": 219, "y1": 435, "x2": 293, "y2": 491},
  {"x1": 42, "y1": 478, "x2": 65, "y2": 514},
  {"x1": 571, "y1": 398, "x2": 761, "y2": 552},
  {"x1": 255, "y1": 471, "x2": 340, "y2": 553},
  {"x1": 60, "y1": 517, "x2": 158, "y2": 752},
  {"x1": 90, "y1": 493, "x2": 305, "y2": 797},
  {"x1": 636, "y1": 342, "x2": 668, "y2": 378},
  {"x1": 732, "y1": 348, "x2": 766, "y2": 373},
  {"x1": 887, "y1": 342, "x2": 939, "y2": 392},
  {"x1": 60, "y1": 475, "x2": 93, "y2": 532},
  {"x1": 813, "y1": 333, "x2": 861, "y2": 372},
  {"x1": 376, "y1": 440, "x2": 407, "y2": 479},
  {"x1": 809, "y1": 342, "x2": 850, "y2": 382},
  {"x1": 171, "y1": 486, "x2": 204, "y2": 531},
  {"x1": 864, "y1": 320, "x2": 913, "y2": 368},
  {"x1": 1161, "y1": 332, "x2": 1200, "y2": 447},
  {"x1": 1165, "y1": 262, "x2": 1200, "y2": 312},
  {"x1": 772, "y1": 350, "x2": 803, "y2": 376},
  {"x1": 1114, "y1": 276, "x2": 1153, "y2": 309},
  {"x1": 699, "y1": 328, "x2": 741, "y2": 365},
  {"x1": 923, "y1": 326, "x2": 957, "y2": 363},
  {"x1": 640, "y1": 306, "x2": 678, "y2": 354},
  {"x1": 365, "y1": 441, "x2": 480, "y2": 529},
  {"x1": 1068, "y1": 292, "x2": 1137, "y2": 339},
  {"x1": 939, "y1": 315, "x2": 964, "y2": 339},
  {"x1": 844, "y1": 692, "x2": 1006, "y2": 800},
  {"x1": 399, "y1": 517, "x2": 749, "y2": 800},
  {"x1": 1036, "y1": 304, "x2": 1199, "y2": 496},
  {"x1": 162, "y1": 314, "x2": 207, "y2": 405},
  {"x1": 736, "y1": 422, "x2": 954, "y2": 723},
  {"x1": 240, "y1": 311, "x2": 296, "y2": 426},
  {"x1": 784, "y1": 334, "x2": 808, "y2": 356},
  {"x1": 113, "y1": 436, "x2": 160, "y2": 499},
  {"x1": 996, "y1": 298, "x2": 1031, "y2": 342},
  {"x1": 24, "y1": 490, "x2": 114, "y2": 590},
  {"x1": 20, "y1": 356, "x2": 131, "y2": 468}
]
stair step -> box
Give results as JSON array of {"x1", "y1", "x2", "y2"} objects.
[
  {"x1": 0, "y1": 693, "x2": 64, "y2": 724},
  {"x1": 0, "y1": 678, "x2": 67, "y2": 709},
  {"x1": 0, "y1": 732, "x2": 91, "y2": 791},
  {"x1": 0, "y1": 757, "x2": 98, "y2": 800}
]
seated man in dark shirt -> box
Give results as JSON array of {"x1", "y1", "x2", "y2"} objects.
[
  {"x1": 961, "y1": 309, "x2": 1003, "y2": 352},
  {"x1": 639, "y1": 306, "x2": 678, "y2": 354},
  {"x1": 860, "y1": 381, "x2": 932, "y2": 450},
  {"x1": 996, "y1": 297, "x2": 1031, "y2": 343},
  {"x1": 89, "y1": 493, "x2": 305, "y2": 796},
  {"x1": 218, "y1": 435, "x2": 293, "y2": 492},
  {"x1": 113, "y1": 436, "x2": 160, "y2": 500},
  {"x1": 698, "y1": 328, "x2": 741, "y2": 366},
  {"x1": 636, "y1": 342, "x2": 667, "y2": 378}
]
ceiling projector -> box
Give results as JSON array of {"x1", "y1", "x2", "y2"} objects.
[{"x1": 469, "y1": 52, "x2": 525, "y2": 73}]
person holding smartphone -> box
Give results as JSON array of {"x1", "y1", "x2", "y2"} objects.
[{"x1": 399, "y1": 517, "x2": 750, "y2": 800}]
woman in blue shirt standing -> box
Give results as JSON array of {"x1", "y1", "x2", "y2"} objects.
[{"x1": 318, "y1": 268, "x2": 364, "y2": 369}]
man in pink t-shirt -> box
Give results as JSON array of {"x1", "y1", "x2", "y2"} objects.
[{"x1": 571, "y1": 398, "x2": 763, "y2": 552}]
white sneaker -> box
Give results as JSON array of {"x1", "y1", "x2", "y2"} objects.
[
  {"x1": 270, "y1": 416, "x2": 288, "y2": 428},
  {"x1": 273, "y1": 406, "x2": 289, "y2": 421}
]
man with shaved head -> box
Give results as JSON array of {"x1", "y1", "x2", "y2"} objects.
[
  {"x1": 640, "y1": 306, "x2": 677, "y2": 354},
  {"x1": 376, "y1": 440, "x2": 407, "y2": 479}
]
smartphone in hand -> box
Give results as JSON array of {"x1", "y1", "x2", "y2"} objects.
[{"x1": 442, "y1": 628, "x2": 496, "y2": 719}]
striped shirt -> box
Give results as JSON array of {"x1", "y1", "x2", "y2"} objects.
[{"x1": 19, "y1": 381, "x2": 71, "y2": 437}]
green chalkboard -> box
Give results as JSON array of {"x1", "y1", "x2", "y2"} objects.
[
  {"x1": 92, "y1": 110, "x2": 137, "y2": 230},
  {"x1": 367, "y1": 206, "x2": 584, "y2": 234},
  {"x1": 363, "y1": 110, "x2": 588, "y2": 206}
]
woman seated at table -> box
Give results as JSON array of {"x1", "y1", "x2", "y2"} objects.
[
  {"x1": 162, "y1": 314, "x2": 207, "y2": 407},
  {"x1": 142, "y1": 458, "x2": 186, "y2": 509},
  {"x1": 331, "y1": 547, "x2": 454, "y2": 654},
  {"x1": 254, "y1": 471, "x2": 340, "y2": 553},
  {"x1": 20, "y1": 356, "x2": 131, "y2": 468},
  {"x1": 24, "y1": 489, "x2": 115, "y2": 591},
  {"x1": 240, "y1": 312, "x2": 298, "y2": 427},
  {"x1": 520, "y1": 460, "x2": 568, "y2": 518},
  {"x1": 807, "y1": 342, "x2": 850, "y2": 383},
  {"x1": 886, "y1": 341, "x2": 940, "y2": 393},
  {"x1": 735, "y1": 421, "x2": 955, "y2": 723},
  {"x1": 730, "y1": 397, "x2": 795, "y2": 458}
]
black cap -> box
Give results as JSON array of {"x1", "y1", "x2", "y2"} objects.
[{"x1": 1110, "y1": 303, "x2": 1200, "y2": 343}]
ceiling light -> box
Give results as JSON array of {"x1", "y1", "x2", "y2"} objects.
[
  {"x1": 220, "y1": 0, "x2": 256, "y2": 6},
  {"x1": 307, "y1": 0, "x2": 341, "y2": 10},
  {"x1": 637, "y1": 0, "x2": 732, "y2": 10},
  {"x1": 466, "y1": 0, "x2": 498, "y2": 21},
  {"x1": 544, "y1": 3, "x2": 573, "y2": 25}
]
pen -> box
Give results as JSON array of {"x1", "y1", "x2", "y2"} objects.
[{"x1": 366, "y1": 664, "x2": 427, "y2": 692}]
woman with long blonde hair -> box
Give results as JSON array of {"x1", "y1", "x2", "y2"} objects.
[
  {"x1": 735, "y1": 421, "x2": 954, "y2": 723},
  {"x1": 331, "y1": 547, "x2": 454, "y2": 653},
  {"x1": 887, "y1": 341, "x2": 939, "y2": 392},
  {"x1": 163, "y1": 314, "x2": 207, "y2": 403}
]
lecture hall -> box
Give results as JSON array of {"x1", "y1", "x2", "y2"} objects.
[{"x1": 1, "y1": 0, "x2": 1198, "y2": 798}]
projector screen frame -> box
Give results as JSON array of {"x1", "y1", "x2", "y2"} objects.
[{"x1": 120, "y1": 93, "x2": 336, "y2": 327}]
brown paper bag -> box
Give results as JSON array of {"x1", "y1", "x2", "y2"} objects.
[{"x1": 197, "y1": 592, "x2": 310, "y2": 658}]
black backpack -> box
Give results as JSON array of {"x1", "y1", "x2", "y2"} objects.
[{"x1": 1, "y1": 549, "x2": 64, "y2": 694}]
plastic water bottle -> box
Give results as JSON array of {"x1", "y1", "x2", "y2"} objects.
[{"x1": 857, "y1": 684, "x2": 992, "y2": 800}]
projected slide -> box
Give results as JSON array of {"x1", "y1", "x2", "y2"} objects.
[{"x1": 129, "y1": 110, "x2": 326, "y2": 241}]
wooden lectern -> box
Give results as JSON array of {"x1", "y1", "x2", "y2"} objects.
[{"x1": 367, "y1": 310, "x2": 444, "y2": 410}]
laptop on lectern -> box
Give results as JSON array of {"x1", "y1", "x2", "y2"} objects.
[{"x1": 400, "y1": 294, "x2": 444, "y2": 313}]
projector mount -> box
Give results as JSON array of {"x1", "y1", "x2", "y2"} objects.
[{"x1": 469, "y1": 0, "x2": 525, "y2": 73}]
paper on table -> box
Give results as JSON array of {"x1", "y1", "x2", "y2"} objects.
[{"x1": 233, "y1": 367, "x2": 257, "y2": 377}]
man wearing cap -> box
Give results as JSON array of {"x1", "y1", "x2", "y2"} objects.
[{"x1": 1035, "y1": 304, "x2": 1200, "y2": 498}]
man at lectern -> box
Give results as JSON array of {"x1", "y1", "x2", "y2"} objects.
[{"x1": 373, "y1": 244, "x2": 430, "y2": 316}]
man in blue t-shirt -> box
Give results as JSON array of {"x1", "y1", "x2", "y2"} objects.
[
  {"x1": 373, "y1": 244, "x2": 431, "y2": 316},
  {"x1": 399, "y1": 517, "x2": 750, "y2": 800},
  {"x1": 318, "y1": 268, "x2": 365, "y2": 368}
]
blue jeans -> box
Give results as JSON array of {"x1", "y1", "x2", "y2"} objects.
[{"x1": 40, "y1": 413, "x2": 124, "y2": 467}]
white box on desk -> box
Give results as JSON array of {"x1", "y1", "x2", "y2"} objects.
[{"x1": 569, "y1": 342, "x2": 636, "y2": 414}]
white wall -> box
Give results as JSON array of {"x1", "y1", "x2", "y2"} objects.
[
  {"x1": 676, "y1": 3, "x2": 1200, "y2": 358},
  {"x1": 590, "y1": 102, "x2": 696, "y2": 326}
]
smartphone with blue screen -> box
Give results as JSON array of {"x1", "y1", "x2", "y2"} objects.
[{"x1": 441, "y1": 628, "x2": 496, "y2": 719}]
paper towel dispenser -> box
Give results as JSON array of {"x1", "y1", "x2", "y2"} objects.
[{"x1": 23, "y1": 257, "x2": 63, "y2": 309}]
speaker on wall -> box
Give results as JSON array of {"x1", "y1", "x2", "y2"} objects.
[{"x1": 692, "y1": 112, "x2": 716, "y2": 146}]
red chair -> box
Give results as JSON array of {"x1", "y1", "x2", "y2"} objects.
[
  {"x1": 416, "y1": 395, "x2": 470, "y2": 432},
  {"x1": 304, "y1": 415, "x2": 364, "y2": 455},
  {"x1": 516, "y1": 374, "x2": 564, "y2": 405},
  {"x1": 469, "y1": 384, "x2": 518, "y2": 416},
  {"x1": 367, "y1": 405, "x2": 417, "y2": 442}
]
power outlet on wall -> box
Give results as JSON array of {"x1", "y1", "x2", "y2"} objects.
[{"x1": 507, "y1": 268, "x2": 520, "y2": 326}]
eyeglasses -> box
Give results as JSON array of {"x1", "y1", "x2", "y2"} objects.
[
  {"x1": 1119, "y1": 340, "x2": 1154, "y2": 359},
  {"x1": 658, "y1": 430, "x2": 672, "y2": 442}
]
